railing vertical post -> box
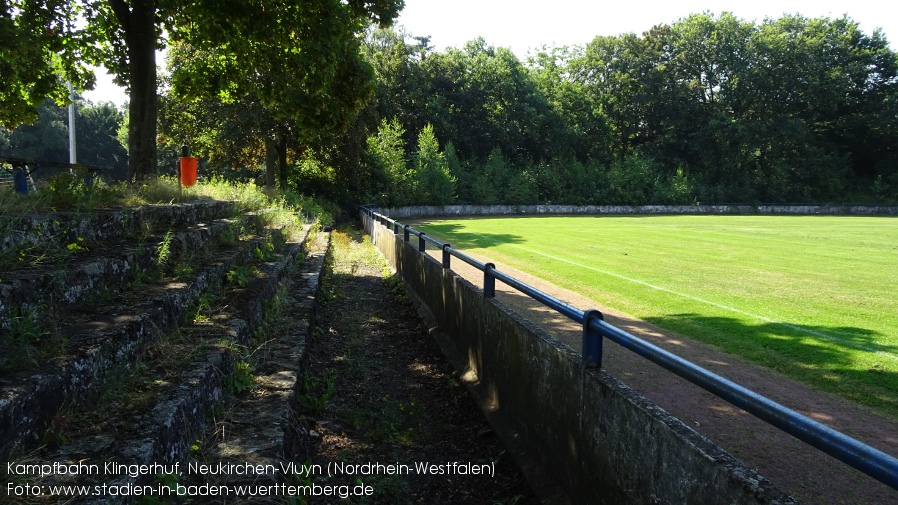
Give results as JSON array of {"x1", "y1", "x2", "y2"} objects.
[
  {"x1": 393, "y1": 221, "x2": 400, "y2": 234},
  {"x1": 404, "y1": 225, "x2": 410, "y2": 242},
  {"x1": 418, "y1": 233, "x2": 426, "y2": 252},
  {"x1": 484, "y1": 263, "x2": 496, "y2": 298},
  {"x1": 442, "y1": 244, "x2": 451, "y2": 269},
  {"x1": 582, "y1": 309, "x2": 604, "y2": 368}
]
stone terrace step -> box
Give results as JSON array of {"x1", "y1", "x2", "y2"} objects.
[
  {"x1": 177, "y1": 232, "x2": 328, "y2": 500},
  {"x1": 1, "y1": 200, "x2": 238, "y2": 258},
  {"x1": 20, "y1": 232, "x2": 322, "y2": 504},
  {"x1": 0, "y1": 222, "x2": 297, "y2": 459},
  {"x1": 0, "y1": 216, "x2": 257, "y2": 327}
]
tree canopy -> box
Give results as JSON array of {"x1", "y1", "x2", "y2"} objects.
[
  {"x1": 0, "y1": 1, "x2": 94, "y2": 127},
  {"x1": 1, "y1": 98, "x2": 128, "y2": 178},
  {"x1": 4, "y1": 8, "x2": 897, "y2": 205},
  {"x1": 2, "y1": 0, "x2": 403, "y2": 183},
  {"x1": 355, "y1": 14, "x2": 898, "y2": 206}
]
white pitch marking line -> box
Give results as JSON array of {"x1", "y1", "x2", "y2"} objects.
[{"x1": 470, "y1": 233, "x2": 896, "y2": 361}]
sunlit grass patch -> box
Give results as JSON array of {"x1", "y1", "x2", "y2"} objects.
[{"x1": 417, "y1": 214, "x2": 898, "y2": 418}]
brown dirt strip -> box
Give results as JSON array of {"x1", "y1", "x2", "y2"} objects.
[
  {"x1": 295, "y1": 228, "x2": 540, "y2": 504},
  {"x1": 418, "y1": 246, "x2": 898, "y2": 505}
]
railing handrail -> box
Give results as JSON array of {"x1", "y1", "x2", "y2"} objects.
[{"x1": 360, "y1": 206, "x2": 898, "y2": 492}]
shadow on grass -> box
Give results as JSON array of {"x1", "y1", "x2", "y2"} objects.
[
  {"x1": 645, "y1": 313, "x2": 898, "y2": 416},
  {"x1": 416, "y1": 223, "x2": 525, "y2": 250}
]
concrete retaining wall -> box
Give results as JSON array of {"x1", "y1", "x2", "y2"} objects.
[
  {"x1": 364, "y1": 212, "x2": 797, "y2": 505},
  {"x1": 373, "y1": 203, "x2": 898, "y2": 219}
]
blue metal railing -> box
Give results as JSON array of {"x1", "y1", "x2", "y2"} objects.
[{"x1": 360, "y1": 207, "x2": 898, "y2": 492}]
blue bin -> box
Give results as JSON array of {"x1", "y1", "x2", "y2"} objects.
[{"x1": 13, "y1": 169, "x2": 28, "y2": 194}]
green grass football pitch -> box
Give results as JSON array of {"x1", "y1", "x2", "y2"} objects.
[{"x1": 414, "y1": 215, "x2": 898, "y2": 417}]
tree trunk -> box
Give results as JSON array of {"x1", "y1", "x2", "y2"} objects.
[
  {"x1": 264, "y1": 136, "x2": 277, "y2": 192},
  {"x1": 110, "y1": 0, "x2": 158, "y2": 183},
  {"x1": 277, "y1": 126, "x2": 289, "y2": 191}
]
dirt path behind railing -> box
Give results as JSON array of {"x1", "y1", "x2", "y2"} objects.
[
  {"x1": 416, "y1": 243, "x2": 898, "y2": 505},
  {"x1": 293, "y1": 227, "x2": 542, "y2": 504}
]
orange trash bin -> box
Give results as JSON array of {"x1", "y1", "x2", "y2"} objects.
[{"x1": 179, "y1": 157, "x2": 198, "y2": 187}]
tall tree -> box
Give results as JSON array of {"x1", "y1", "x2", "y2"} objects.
[
  {"x1": 412, "y1": 124, "x2": 455, "y2": 204},
  {"x1": 168, "y1": 1, "x2": 403, "y2": 190},
  {"x1": 1, "y1": 97, "x2": 128, "y2": 178},
  {"x1": 363, "y1": 27, "x2": 433, "y2": 145},
  {"x1": 366, "y1": 117, "x2": 409, "y2": 206},
  {"x1": 3, "y1": 0, "x2": 403, "y2": 184},
  {"x1": 76, "y1": 100, "x2": 128, "y2": 176},
  {"x1": 0, "y1": 1, "x2": 94, "y2": 128},
  {"x1": 527, "y1": 45, "x2": 612, "y2": 163},
  {"x1": 0, "y1": 99, "x2": 69, "y2": 162}
]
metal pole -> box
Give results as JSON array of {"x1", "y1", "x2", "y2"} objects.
[
  {"x1": 67, "y1": 82, "x2": 77, "y2": 165},
  {"x1": 442, "y1": 244, "x2": 451, "y2": 269},
  {"x1": 582, "y1": 309, "x2": 604, "y2": 368},
  {"x1": 66, "y1": 8, "x2": 76, "y2": 167},
  {"x1": 484, "y1": 263, "x2": 496, "y2": 298}
]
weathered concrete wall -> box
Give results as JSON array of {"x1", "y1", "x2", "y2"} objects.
[
  {"x1": 365, "y1": 212, "x2": 796, "y2": 505},
  {"x1": 373, "y1": 203, "x2": 898, "y2": 219}
]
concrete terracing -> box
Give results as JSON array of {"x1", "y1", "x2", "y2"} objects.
[
  {"x1": 1, "y1": 201, "x2": 327, "y2": 503},
  {"x1": 366, "y1": 210, "x2": 798, "y2": 504}
]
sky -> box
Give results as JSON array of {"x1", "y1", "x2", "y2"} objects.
[
  {"x1": 395, "y1": 0, "x2": 895, "y2": 55},
  {"x1": 83, "y1": 0, "x2": 897, "y2": 106}
]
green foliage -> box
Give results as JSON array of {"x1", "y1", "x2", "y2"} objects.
[
  {"x1": 472, "y1": 149, "x2": 512, "y2": 204},
  {"x1": 9, "y1": 5, "x2": 896, "y2": 205},
  {"x1": 503, "y1": 170, "x2": 537, "y2": 206},
  {"x1": 412, "y1": 124, "x2": 456, "y2": 205},
  {"x1": 1, "y1": 308, "x2": 45, "y2": 371},
  {"x1": 605, "y1": 154, "x2": 661, "y2": 205},
  {"x1": 1, "y1": 98, "x2": 130, "y2": 180},
  {"x1": 298, "y1": 371, "x2": 338, "y2": 413},
  {"x1": 190, "y1": 293, "x2": 217, "y2": 323},
  {"x1": 159, "y1": 0, "x2": 403, "y2": 189},
  {"x1": 4, "y1": 0, "x2": 402, "y2": 182},
  {"x1": 262, "y1": 284, "x2": 289, "y2": 323},
  {"x1": 135, "y1": 473, "x2": 181, "y2": 504},
  {"x1": 0, "y1": 1, "x2": 95, "y2": 128},
  {"x1": 360, "y1": 15, "x2": 898, "y2": 206},
  {"x1": 524, "y1": 160, "x2": 561, "y2": 203},
  {"x1": 224, "y1": 361, "x2": 255, "y2": 394},
  {"x1": 254, "y1": 239, "x2": 276, "y2": 261},
  {"x1": 155, "y1": 229, "x2": 175, "y2": 270},
  {"x1": 66, "y1": 237, "x2": 88, "y2": 254},
  {"x1": 226, "y1": 265, "x2": 253, "y2": 288},
  {"x1": 367, "y1": 118, "x2": 411, "y2": 206}
]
